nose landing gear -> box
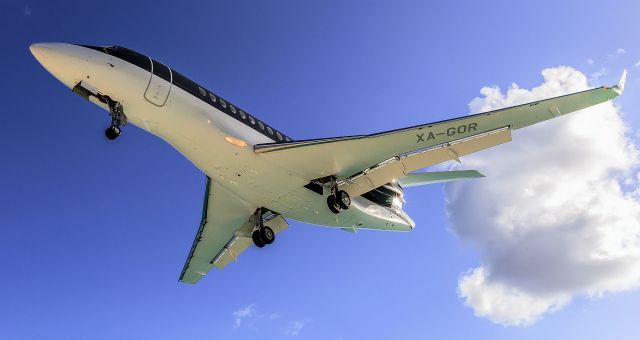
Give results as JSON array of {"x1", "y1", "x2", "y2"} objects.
[
  {"x1": 71, "y1": 82, "x2": 127, "y2": 141},
  {"x1": 252, "y1": 208, "x2": 275, "y2": 248},
  {"x1": 104, "y1": 97, "x2": 127, "y2": 141}
]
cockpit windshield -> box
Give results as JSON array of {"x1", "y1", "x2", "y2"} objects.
[
  {"x1": 361, "y1": 181, "x2": 404, "y2": 209},
  {"x1": 77, "y1": 44, "x2": 151, "y2": 72}
]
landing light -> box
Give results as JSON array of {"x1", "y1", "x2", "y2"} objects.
[
  {"x1": 392, "y1": 196, "x2": 403, "y2": 208},
  {"x1": 225, "y1": 136, "x2": 248, "y2": 147}
]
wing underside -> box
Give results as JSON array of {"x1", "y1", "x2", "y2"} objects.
[{"x1": 179, "y1": 178, "x2": 288, "y2": 284}]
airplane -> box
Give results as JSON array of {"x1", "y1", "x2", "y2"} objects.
[{"x1": 30, "y1": 43, "x2": 627, "y2": 284}]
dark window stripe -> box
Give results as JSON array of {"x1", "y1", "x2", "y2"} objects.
[
  {"x1": 171, "y1": 69, "x2": 291, "y2": 143},
  {"x1": 152, "y1": 59, "x2": 171, "y2": 82}
]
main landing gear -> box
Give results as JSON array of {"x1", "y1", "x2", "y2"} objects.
[
  {"x1": 252, "y1": 208, "x2": 275, "y2": 248},
  {"x1": 103, "y1": 96, "x2": 127, "y2": 141},
  {"x1": 326, "y1": 177, "x2": 350, "y2": 214}
]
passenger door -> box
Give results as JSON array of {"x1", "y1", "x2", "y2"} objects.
[{"x1": 144, "y1": 59, "x2": 172, "y2": 106}]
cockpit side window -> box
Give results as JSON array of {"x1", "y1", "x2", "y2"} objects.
[{"x1": 102, "y1": 46, "x2": 151, "y2": 72}]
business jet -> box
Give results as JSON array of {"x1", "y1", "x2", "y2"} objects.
[{"x1": 30, "y1": 43, "x2": 627, "y2": 284}]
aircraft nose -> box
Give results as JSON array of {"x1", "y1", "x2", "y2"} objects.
[
  {"x1": 30, "y1": 42, "x2": 87, "y2": 88},
  {"x1": 30, "y1": 42, "x2": 60, "y2": 66},
  {"x1": 29, "y1": 43, "x2": 44, "y2": 60}
]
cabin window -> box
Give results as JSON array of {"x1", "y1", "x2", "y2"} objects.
[
  {"x1": 220, "y1": 99, "x2": 227, "y2": 108},
  {"x1": 267, "y1": 126, "x2": 273, "y2": 135},
  {"x1": 230, "y1": 105, "x2": 237, "y2": 114},
  {"x1": 276, "y1": 132, "x2": 283, "y2": 140},
  {"x1": 198, "y1": 87, "x2": 206, "y2": 97},
  {"x1": 209, "y1": 93, "x2": 217, "y2": 102},
  {"x1": 258, "y1": 121, "x2": 265, "y2": 130},
  {"x1": 249, "y1": 116, "x2": 255, "y2": 125},
  {"x1": 239, "y1": 110, "x2": 246, "y2": 119}
]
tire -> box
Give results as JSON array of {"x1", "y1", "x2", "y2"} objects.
[
  {"x1": 327, "y1": 194, "x2": 342, "y2": 214},
  {"x1": 259, "y1": 226, "x2": 275, "y2": 245},
  {"x1": 105, "y1": 126, "x2": 120, "y2": 140},
  {"x1": 336, "y1": 190, "x2": 351, "y2": 210},
  {"x1": 252, "y1": 230, "x2": 265, "y2": 248}
]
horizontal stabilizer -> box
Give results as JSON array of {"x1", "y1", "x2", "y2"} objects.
[{"x1": 398, "y1": 170, "x2": 484, "y2": 187}]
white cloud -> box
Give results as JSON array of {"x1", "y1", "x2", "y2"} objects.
[
  {"x1": 458, "y1": 268, "x2": 570, "y2": 326},
  {"x1": 284, "y1": 320, "x2": 310, "y2": 337},
  {"x1": 607, "y1": 48, "x2": 627, "y2": 61},
  {"x1": 586, "y1": 58, "x2": 594, "y2": 66},
  {"x1": 233, "y1": 304, "x2": 258, "y2": 328},
  {"x1": 23, "y1": 4, "x2": 32, "y2": 16},
  {"x1": 634, "y1": 60, "x2": 640, "y2": 68},
  {"x1": 446, "y1": 66, "x2": 640, "y2": 326},
  {"x1": 269, "y1": 313, "x2": 281, "y2": 320},
  {"x1": 589, "y1": 67, "x2": 607, "y2": 82}
]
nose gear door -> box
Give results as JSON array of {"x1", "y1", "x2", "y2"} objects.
[{"x1": 144, "y1": 59, "x2": 172, "y2": 106}]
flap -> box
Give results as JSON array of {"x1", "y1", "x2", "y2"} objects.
[{"x1": 339, "y1": 127, "x2": 510, "y2": 197}]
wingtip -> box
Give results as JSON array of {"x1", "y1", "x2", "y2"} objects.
[{"x1": 614, "y1": 69, "x2": 627, "y2": 94}]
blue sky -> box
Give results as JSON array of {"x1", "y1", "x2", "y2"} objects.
[{"x1": 2, "y1": 1, "x2": 640, "y2": 339}]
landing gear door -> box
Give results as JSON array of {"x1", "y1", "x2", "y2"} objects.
[{"x1": 144, "y1": 59, "x2": 172, "y2": 107}]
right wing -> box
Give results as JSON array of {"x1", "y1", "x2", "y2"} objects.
[
  {"x1": 179, "y1": 178, "x2": 288, "y2": 284},
  {"x1": 255, "y1": 72, "x2": 626, "y2": 190}
]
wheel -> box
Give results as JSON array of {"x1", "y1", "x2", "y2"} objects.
[
  {"x1": 327, "y1": 194, "x2": 342, "y2": 214},
  {"x1": 252, "y1": 230, "x2": 265, "y2": 248},
  {"x1": 336, "y1": 190, "x2": 351, "y2": 210},
  {"x1": 105, "y1": 125, "x2": 121, "y2": 140},
  {"x1": 259, "y1": 226, "x2": 275, "y2": 245}
]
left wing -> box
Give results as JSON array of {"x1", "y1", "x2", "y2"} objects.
[
  {"x1": 255, "y1": 71, "x2": 626, "y2": 186},
  {"x1": 179, "y1": 178, "x2": 288, "y2": 284}
]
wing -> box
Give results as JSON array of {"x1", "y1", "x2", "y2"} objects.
[
  {"x1": 179, "y1": 178, "x2": 288, "y2": 284},
  {"x1": 256, "y1": 72, "x2": 626, "y2": 188}
]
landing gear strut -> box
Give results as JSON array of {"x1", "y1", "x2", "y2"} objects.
[
  {"x1": 103, "y1": 96, "x2": 127, "y2": 140},
  {"x1": 326, "y1": 177, "x2": 350, "y2": 214},
  {"x1": 252, "y1": 208, "x2": 275, "y2": 248}
]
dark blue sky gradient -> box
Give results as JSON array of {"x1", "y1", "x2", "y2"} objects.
[{"x1": 1, "y1": 1, "x2": 640, "y2": 339}]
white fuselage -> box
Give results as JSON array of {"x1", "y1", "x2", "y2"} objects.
[{"x1": 31, "y1": 43, "x2": 414, "y2": 231}]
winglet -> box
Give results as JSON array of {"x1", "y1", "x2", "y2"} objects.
[{"x1": 614, "y1": 69, "x2": 627, "y2": 94}]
